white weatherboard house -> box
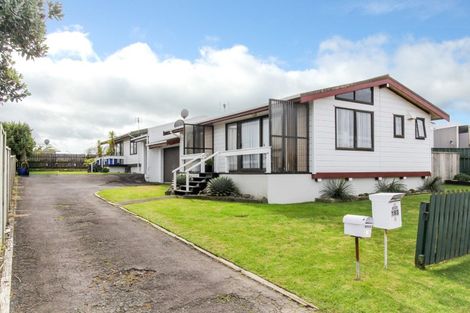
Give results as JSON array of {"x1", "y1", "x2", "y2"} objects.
[
  {"x1": 145, "y1": 117, "x2": 208, "y2": 183},
  {"x1": 96, "y1": 129, "x2": 148, "y2": 174},
  {"x1": 167, "y1": 75, "x2": 449, "y2": 204}
]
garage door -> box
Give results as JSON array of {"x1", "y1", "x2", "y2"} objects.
[{"x1": 163, "y1": 147, "x2": 180, "y2": 182}]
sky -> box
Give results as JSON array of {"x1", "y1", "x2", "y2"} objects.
[{"x1": 1, "y1": 0, "x2": 470, "y2": 153}]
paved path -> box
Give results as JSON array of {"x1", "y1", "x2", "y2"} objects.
[{"x1": 11, "y1": 175, "x2": 311, "y2": 313}]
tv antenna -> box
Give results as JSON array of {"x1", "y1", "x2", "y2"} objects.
[{"x1": 135, "y1": 117, "x2": 142, "y2": 130}]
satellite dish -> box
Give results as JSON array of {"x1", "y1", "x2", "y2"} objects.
[
  {"x1": 174, "y1": 119, "x2": 184, "y2": 128},
  {"x1": 44, "y1": 139, "x2": 50, "y2": 145},
  {"x1": 181, "y1": 109, "x2": 189, "y2": 119}
]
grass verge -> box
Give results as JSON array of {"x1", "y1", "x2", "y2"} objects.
[{"x1": 97, "y1": 185, "x2": 169, "y2": 203}]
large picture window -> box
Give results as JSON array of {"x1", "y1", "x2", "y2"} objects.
[
  {"x1": 225, "y1": 117, "x2": 268, "y2": 172},
  {"x1": 269, "y1": 99, "x2": 309, "y2": 173},
  {"x1": 415, "y1": 117, "x2": 426, "y2": 139},
  {"x1": 335, "y1": 107, "x2": 373, "y2": 151}
]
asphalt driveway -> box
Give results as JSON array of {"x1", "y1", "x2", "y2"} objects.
[{"x1": 11, "y1": 174, "x2": 311, "y2": 313}]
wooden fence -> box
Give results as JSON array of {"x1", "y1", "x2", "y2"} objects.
[
  {"x1": 432, "y1": 148, "x2": 470, "y2": 175},
  {"x1": 432, "y1": 151, "x2": 460, "y2": 180},
  {"x1": 28, "y1": 153, "x2": 95, "y2": 169},
  {"x1": 416, "y1": 192, "x2": 470, "y2": 268},
  {"x1": 0, "y1": 125, "x2": 17, "y2": 244}
]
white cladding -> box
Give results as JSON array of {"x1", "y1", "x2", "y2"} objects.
[{"x1": 312, "y1": 87, "x2": 432, "y2": 173}]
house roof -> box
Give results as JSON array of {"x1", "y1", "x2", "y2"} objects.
[
  {"x1": 193, "y1": 75, "x2": 450, "y2": 125},
  {"x1": 101, "y1": 128, "x2": 148, "y2": 144},
  {"x1": 299, "y1": 75, "x2": 449, "y2": 121}
]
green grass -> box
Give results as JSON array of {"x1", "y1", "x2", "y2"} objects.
[
  {"x1": 97, "y1": 185, "x2": 169, "y2": 203},
  {"x1": 99, "y1": 184, "x2": 470, "y2": 313}
]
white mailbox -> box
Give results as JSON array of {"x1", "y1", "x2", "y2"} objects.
[
  {"x1": 369, "y1": 193, "x2": 405, "y2": 230},
  {"x1": 343, "y1": 215, "x2": 373, "y2": 238}
]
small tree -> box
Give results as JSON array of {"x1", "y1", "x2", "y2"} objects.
[
  {"x1": 1, "y1": 121, "x2": 35, "y2": 161},
  {"x1": 0, "y1": 0, "x2": 63, "y2": 103},
  {"x1": 106, "y1": 130, "x2": 116, "y2": 156},
  {"x1": 96, "y1": 140, "x2": 103, "y2": 157}
]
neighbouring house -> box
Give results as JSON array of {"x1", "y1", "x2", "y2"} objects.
[
  {"x1": 434, "y1": 125, "x2": 470, "y2": 148},
  {"x1": 145, "y1": 117, "x2": 208, "y2": 183},
  {"x1": 166, "y1": 75, "x2": 449, "y2": 204},
  {"x1": 95, "y1": 128, "x2": 148, "y2": 173}
]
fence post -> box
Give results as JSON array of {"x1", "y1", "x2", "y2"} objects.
[
  {"x1": 0, "y1": 127, "x2": 4, "y2": 245},
  {"x1": 415, "y1": 202, "x2": 429, "y2": 269}
]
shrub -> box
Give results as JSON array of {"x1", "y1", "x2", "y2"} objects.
[
  {"x1": 206, "y1": 176, "x2": 240, "y2": 197},
  {"x1": 176, "y1": 173, "x2": 187, "y2": 186},
  {"x1": 375, "y1": 179, "x2": 407, "y2": 193},
  {"x1": 320, "y1": 179, "x2": 355, "y2": 201},
  {"x1": 418, "y1": 176, "x2": 443, "y2": 193},
  {"x1": 454, "y1": 173, "x2": 470, "y2": 182},
  {"x1": 101, "y1": 167, "x2": 110, "y2": 173}
]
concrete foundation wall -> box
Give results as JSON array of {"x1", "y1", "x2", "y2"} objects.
[{"x1": 224, "y1": 174, "x2": 426, "y2": 204}]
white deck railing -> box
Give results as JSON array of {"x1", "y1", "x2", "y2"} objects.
[
  {"x1": 172, "y1": 147, "x2": 271, "y2": 192},
  {"x1": 219, "y1": 146, "x2": 271, "y2": 173}
]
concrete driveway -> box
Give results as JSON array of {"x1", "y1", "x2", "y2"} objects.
[{"x1": 10, "y1": 174, "x2": 312, "y2": 313}]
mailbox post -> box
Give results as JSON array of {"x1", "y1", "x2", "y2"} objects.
[
  {"x1": 343, "y1": 215, "x2": 373, "y2": 280},
  {"x1": 368, "y1": 193, "x2": 405, "y2": 269}
]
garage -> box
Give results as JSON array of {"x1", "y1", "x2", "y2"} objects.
[{"x1": 163, "y1": 146, "x2": 180, "y2": 182}]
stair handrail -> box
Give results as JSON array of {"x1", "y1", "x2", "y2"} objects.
[
  {"x1": 185, "y1": 151, "x2": 219, "y2": 173},
  {"x1": 172, "y1": 153, "x2": 207, "y2": 190},
  {"x1": 182, "y1": 151, "x2": 219, "y2": 192}
]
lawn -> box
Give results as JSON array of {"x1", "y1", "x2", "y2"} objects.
[
  {"x1": 97, "y1": 185, "x2": 169, "y2": 203},
  {"x1": 100, "y1": 185, "x2": 470, "y2": 313}
]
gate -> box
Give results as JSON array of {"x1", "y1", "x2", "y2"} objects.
[
  {"x1": 432, "y1": 148, "x2": 470, "y2": 175},
  {"x1": 415, "y1": 192, "x2": 470, "y2": 268}
]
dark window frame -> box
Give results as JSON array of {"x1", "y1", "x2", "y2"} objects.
[
  {"x1": 335, "y1": 87, "x2": 374, "y2": 105},
  {"x1": 393, "y1": 114, "x2": 405, "y2": 138},
  {"x1": 415, "y1": 117, "x2": 427, "y2": 140},
  {"x1": 183, "y1": 124, "x2": 214, "y2": 155},
  {"x1": 130, "y1": 140, "x2": 138, "y2": 155},
  {"x1": 268, "y1": 100, "x2": 310, "y2": 174},
  {"x1": 335, "y1": 107, "x2": 374, "y2": 151},
  {"x1": 225, "y1": 116, "x2": 268, "y2": 173}
]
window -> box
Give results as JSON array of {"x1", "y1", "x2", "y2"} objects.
[
  {"x1": 335, "y1": 87, "x2": 374, "y2": 105},
  {"x1": 335, "y1": 107, "x2": 373, "y2": 151},
  {"x1": 130, "y1": 140, "x2": 138, "y2": 155},
  {"x1": 225, "y1": 117, "x2": 269, "y2": 172},
  {"x1": 269, "y1": 99, "x2": 309, "y2": 173},
  {"x1": 415, "y1": 118, "x2": 426, "y2": 139},
  {"x1": 115, "y1": 142, "x2": 123, "y2": 156},
  {"x1": 393, "y1": 115, "x2": 405, "y2": 138},
  {"x1": 459, "y1": 126, "x2": 469, "y2": 134},
  {"x1": 184, "y1": 124, "x2": 213, "y2": 154}
]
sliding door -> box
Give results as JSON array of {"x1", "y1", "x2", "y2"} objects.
[{"x1": 269, "y1": 99, "x2": 309, "y2": 173}]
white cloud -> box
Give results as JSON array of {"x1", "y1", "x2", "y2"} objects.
[
  {"x1": 1, "y1": 29, "x2": 470, "y2": 152},
  {"x1": 46, "y1": 29, "x2": 97, "y2": 60},
  {"x1": 357, "y1": 0, "x2": 458, "y2": 18}
]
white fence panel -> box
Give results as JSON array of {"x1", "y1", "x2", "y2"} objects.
[
  {"x1": 0, "y1": 125, "x2": 16, "y2": 244},
  {"x1": 432, "y1": 152, "x2": 460, "y2": 180}
]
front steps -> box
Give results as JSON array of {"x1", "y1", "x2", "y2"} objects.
[{"x1": 174, "y1": 172, "x2": 218, "y2": 195}]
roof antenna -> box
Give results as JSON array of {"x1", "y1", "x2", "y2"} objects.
[{"x1": 135, "y1": 117, "x2": 142, "y2": 130}]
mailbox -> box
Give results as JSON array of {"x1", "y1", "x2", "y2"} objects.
[
  {"x1": 343, "y1": 215, "x2": 373, "y2": 238},
  {"x1": 368, "y1": 193, "x2": 405, "y2": 230}
]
